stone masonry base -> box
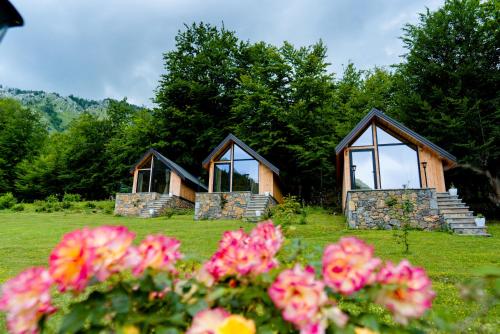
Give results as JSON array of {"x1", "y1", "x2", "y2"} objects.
[
  {"x1": 194, "y1": 192, "x2": 252, "y2": 220},
  {"x1": 346, "y1": 188, "x2": 445, "y2": 231},
  {"x1": 114, "y1": 193, "x2": 193, "y2": 217}
]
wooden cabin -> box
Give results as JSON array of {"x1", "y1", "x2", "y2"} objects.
[
  {"x1": 130, "y1": 149, "x2": 207, "y2": 202},
  {"x1": 202, "y1": 134, "x2": 283, "y2": 203},
  {"x1": 335, "y1": 108, "x2": 457, "y2": 210}
]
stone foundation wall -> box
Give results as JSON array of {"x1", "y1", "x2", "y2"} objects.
[
  {"x1": 114, "y1": 193, "x2": 160, "y2": 216},
  {"x1": 114, "y1": 193, "x2": 194, "y2": 217},
  {"x1": 346, "y1": 188, "x2": 444, "y2": 230},
  {"x1": 167, "y1": 196, "x2": 194, "y2": 210},
  {"x1": 195, "y1": 192, "x2": 252, "y2": 220}
]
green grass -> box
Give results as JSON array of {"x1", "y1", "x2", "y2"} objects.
[{"x1": 0, "y1": 206, "x2": 499, "y2": 332}]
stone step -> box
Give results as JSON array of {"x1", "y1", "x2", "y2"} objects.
[
  {"x1": 439, "y1": 208, "x2": 472, "y2": 214},
  {"x1": 452, "y1": 227, "x2": 490, "y2": 236},
  {"x1": 436, "y1": 192, "x2": 458, "y2": 197},
  {"x1": 437, "y1": 199, "x2": 463, "y2": 204},
  {"x1": 438, "y1": 204, "x2": 467, "y2": 209},
  {"x1": 246, "y1": 205, "x2": 268, "y2": 209},
  {"x1": 443, "y1": 215, "x2": 474, "y2": 222},
  {"x1": 443, "y1": 212, "x2": 473, "y2": 218},
  {"x1": 449, "y1": 222, "x2": 479, "y2": 228}
]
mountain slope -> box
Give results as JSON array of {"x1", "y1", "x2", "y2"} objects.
[{"x1": 0, "y1": 86, "x2": 115, "y2": 132}]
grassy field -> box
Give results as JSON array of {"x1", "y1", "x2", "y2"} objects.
[{"x1": 0, "y1": 206, "x2": 499, "y2": 332}]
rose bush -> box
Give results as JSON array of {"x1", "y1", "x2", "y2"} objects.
[{"x1": 0, "y1": 221, "x2": 437, "y2": 334}]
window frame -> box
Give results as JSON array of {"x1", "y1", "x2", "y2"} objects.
[
  {"x1": 212, "y1": 143, "x2": 260, "y2": 193},
  {"x1": 348, "y1": 122, "x2": 422, "y2": 190}
]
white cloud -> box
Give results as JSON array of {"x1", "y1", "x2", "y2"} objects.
[{"x1": 1, "y1": 0, "x2": 444, "y2": 106}]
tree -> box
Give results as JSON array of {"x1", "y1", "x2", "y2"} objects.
[
  {"x1": 394, "y1": 0, "x2": 499, "y2": 215},
  {"x1": 154, "y1": 22, "x2": 245, "y2": 175},
  {"x1": 0, "y1": 98, "x2": 47, "y2": 194}
]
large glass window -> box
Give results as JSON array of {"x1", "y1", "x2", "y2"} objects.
[
  {"x1": 214, "y1": 163, "x2": 231, "y2": 192},
  {"x1": 137, "y1": 169, "x2": 151, "y2": 192},
  {"x1": 233, "y1": 160, "x2": 259, "y2": 193},
  {"x1": 376, "y1": 126, "x2": 402, "y2": 144},
  {"x1": 378, "y1": 145, "x2": 420, "y2": 189},
  {"x1": 352, "y1": 126, "x2": 373, "y2": 146},
  {"x1": 348, "y1": 123, "x2": 421, "y2": 190},
  {"x1": 151, "y1": 157, "x2": 171, "y2": 193},
  {"x1": 350, "y1": 150, "x2": 376, "y2": 190},
  {"x1": 134, "y1": 155, "x2": 172, "y2": 193},
  {"x1": 212, "y1": 143, "x2": 259, "y2": 193}
]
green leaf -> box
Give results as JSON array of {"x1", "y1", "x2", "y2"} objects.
[
  {"x1": 58, "y1": 303, "x2": 90, "y2": 334},
  {"x1": 156, "y1": 327, "x2": 181, "y2": 334},
  {"x1": 111, "y1": 290, "x2": 130, "y2": 314},
  {"x1": 187, "y1": 299, "x2": 208, "y2": 317},
  {"x1": 359, "y1": 314, "x2": 380, "y2": 331}
]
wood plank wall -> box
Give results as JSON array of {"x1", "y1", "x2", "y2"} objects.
[{"x1": 417, "y1": 147, "x2": 446, "y2": 192}]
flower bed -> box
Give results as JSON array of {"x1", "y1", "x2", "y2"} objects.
[{"x1": 0, "y1": 221, "x2": 436, "y2": 334}]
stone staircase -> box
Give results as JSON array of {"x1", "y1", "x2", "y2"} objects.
[
  {"x1": 437, "y1": 192, "x2": 490, "y2": 236},
  {"x1": 243, "y1": 194, "x2": 271, "y2": 222},
  {"x1": 139, "y1": 194, "x2": 173, "y2": 218}
]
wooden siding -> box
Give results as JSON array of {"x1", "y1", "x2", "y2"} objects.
[
  {"x1": 180, "y1": 182, "x2": 196, "y2": 202},
  {"x1": 259, "y1": 163, "x2": 273, "y2": 195},
  {"x1": 169, "y1": 172, "x2": 182, "y2": 196},
  {"x1": 341, "y1": 150, "x2": 351, "y2": 210},
  {"x1": 132, "y1": 169, "x2": 138, "y2": 193},
  {"x1": 418, "y1": 147, "x2": 446, "y2": 192},
  {"x1": 208, "y1": 163, "x2": 214, "y2": 193},
  {"x1": 273, "y1": 174, "x2": 284, "y2": 203}
]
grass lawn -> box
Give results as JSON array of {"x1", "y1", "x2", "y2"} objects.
[{"x1": 0, "y1": 206, "x2": 499, "y2": 332}]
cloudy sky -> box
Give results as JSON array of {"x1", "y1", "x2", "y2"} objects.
[{"x1": 1, "y1": 0, "x2": 442, "y2": 106}]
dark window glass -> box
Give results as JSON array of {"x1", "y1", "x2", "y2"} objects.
[
  {"x1": 233, "y1": 160, "x2": 259, "y2": 193},
  {"x1": 137, "y1": 170, "x2": 151, "y2": 192},
  {"x1": 350, "y1": 150, "x2": 375, "y2": 189},
  {"x1": 352, "y1": 126, "x2": 373, "y2": 146},
  {"x1": 376, "y1": 126, "x2": 402, "y2": 145},
  {"x1": 218, "y1": 147, "x2": 231, "y2": 161},
  {"x1": 213, "y1": 163, "x2": 231, "y2": 192},
  {"x1": 151, "y1": 157, "x2": 171, "y2": 193},
  {"x1": 233, "y1": 144, "x2": 253, "y2": 160},
  {"x1": 378, "y1": 145, "x2": 420, "y2": 189}
]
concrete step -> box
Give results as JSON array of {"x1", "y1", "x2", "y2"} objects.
[
  {"x1": 437, "y1": 199, "x2": 463, "y2": 204},
  {"x1": 439, "y1": 209, "x2": 472, "y2": 216},
  {"x1": 438, "y1": 205, "x2": 469, "y2": 210},
  {"x1": 443, "y1": 215, "x2": 475, "y2": 223},
  {"x1": 443, "y1": 212, "x2": 473, "y2": 218},
  {"x1": 449, "y1": 222, "x2": 478, "y2": 229},
  {"x1": 452, "y1": 226, "x2": 490, "y2": 236}
]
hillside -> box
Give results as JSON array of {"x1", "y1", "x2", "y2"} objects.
[{"x1": 0, "y1": 85, "x2": 115, "y2": 131}]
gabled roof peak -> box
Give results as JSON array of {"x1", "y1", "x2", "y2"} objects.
[
  {"x1": 335, "y1": 108, "x2": 457, "y2": 163},
  {"x1": 131, "y1": 149, "x2": 207, "y2": 190},
  {"x1": 202, "y1": 134, "x2": 280, "y2": 175}
]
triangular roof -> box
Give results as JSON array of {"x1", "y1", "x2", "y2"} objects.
[
  {"x1": 335, "y1": 108, "x2": 457, "y2": 164},
  {"x1": 202, "y1": 134, "x2": 280, "y2": 175},
  {"x1": 131, "y1": 149, "x2": 207, "y2": 190}
]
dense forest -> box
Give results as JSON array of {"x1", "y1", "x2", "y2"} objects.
[{"x1": 0, "y1": 0, "x2": 498, "y2": 216}]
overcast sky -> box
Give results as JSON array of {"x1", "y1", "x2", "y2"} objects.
[{"x1": 0, "y1": 0, "x2": 442, "y2": 106}]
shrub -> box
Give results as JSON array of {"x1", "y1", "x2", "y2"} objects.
[
  {"x1": 0, "y1": 193, "x2": 17, "y2": 210},
  {"x1": 11, "y1": 204, "x2": 24, "y2": 212},
  {"x1": 45, "y1": 195, "x2": 59, "y2": 203},
  {"x1": 84, "y1": 201, "x2": 96, "y2": 209},
  {"x1": 61, "y1": 201, "x2": 73, "y2": 210},
  {"x1": 62, "y1": 193, "x2": 82, "y2": 202},
  {"x1": 268, "y1": 196, "x2": 306, "y2": 226},
  {"x1": 0, "y1": 222, "x2": 446, "y2": 334},
  {"x1": 162, "y1": 207, "x2": 194, "y2": 218}
]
